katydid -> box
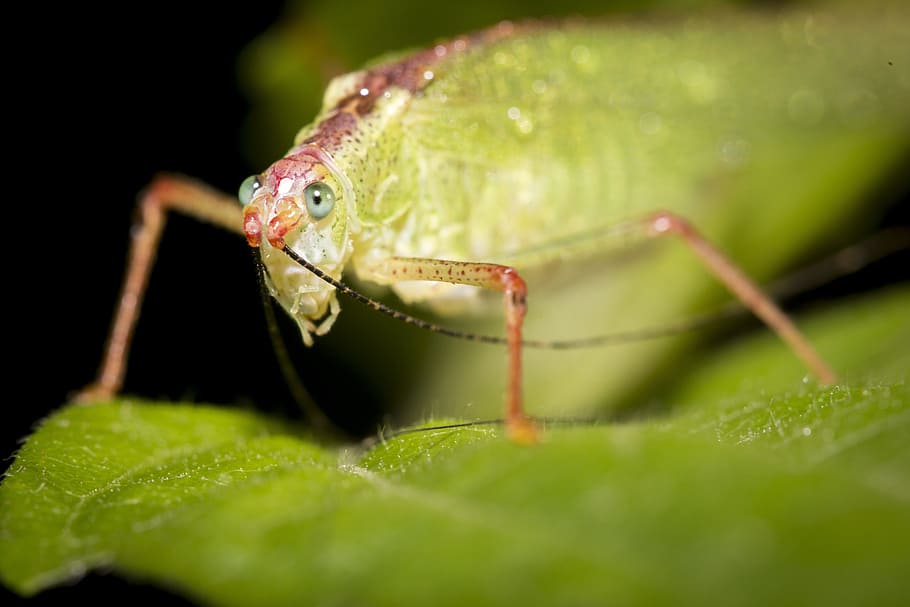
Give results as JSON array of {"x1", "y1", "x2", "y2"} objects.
[{"x1": 81, "y1": 7, "x2": 910, "y2": 441}]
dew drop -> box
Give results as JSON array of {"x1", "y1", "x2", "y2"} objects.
[
  {"x1": 516, "y1": 117, "x2": 534, "y2": 135},
  {"x1": 507, "y1": 106, "x2": 521, "y2": 120},
  {"x1": 677, "y1": 60, "x2": 718, "y2": 104},
  {"x1": 570, "y1": 44, "x2": 591, "y2": 65}
]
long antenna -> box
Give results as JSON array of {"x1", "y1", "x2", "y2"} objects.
[
  {"x1": 254, "y1": 249, "x2": 346, "y2": 438},
  {"x1": 280, "y1": 245, "x2": 711, "y2": 347},
  {"x1": 281, "y1": 229, "x2": 907, "y2": 349}
]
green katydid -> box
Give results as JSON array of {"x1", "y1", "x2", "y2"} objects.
[{"x1": 81, "y1": 4, "x2": 910, "y2": 441}]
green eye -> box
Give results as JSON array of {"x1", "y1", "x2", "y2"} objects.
[
  {"x1": 303, "y1": 182, "x2": 336, "y2": 219},
  {"x1": 238, "y1": 175, "x2": 261, "y2": 207}
]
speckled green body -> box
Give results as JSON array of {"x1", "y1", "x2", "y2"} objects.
[
  {"x1": 284, "y1": 15, "x2": 908, "y2": 306},
  {"x1": 251, "y1": 6, "x2": 909, "y2": 418}
]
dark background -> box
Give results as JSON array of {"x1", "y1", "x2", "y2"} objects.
[
  {"x1": 7, "y1": 3, "x2": 289, "y2": 604},
  {"x1": 5, "y1": 1, "x2": 907, "y2": 604}
]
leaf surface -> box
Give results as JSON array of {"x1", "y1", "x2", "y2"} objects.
[{"x1": 2, "y1": 287, "x2": 908, "y2": 606}]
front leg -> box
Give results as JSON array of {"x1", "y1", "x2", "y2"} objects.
[
  {"x1": 359, "y1": 210, "x2": 836, "y2": 444},
  {"x1": 363, "y1": 256, "x2": 537, "y2": 443},
  {"x1": 78, "y1": 175, "x2": 244, "y2": 402}
]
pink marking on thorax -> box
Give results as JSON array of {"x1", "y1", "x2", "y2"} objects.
[
  {"x1": 243, "y1": 149, "x2": 329, "y2": 248},
  {"x1": 265, "y1": 156, "x2": 318, "y2": 195},
  {"x1": 301, "y1": 112, "x2": 358, "y2": 150},
  {"x1": 301, "y1": 21, "x2": 529, "y2": 151}
]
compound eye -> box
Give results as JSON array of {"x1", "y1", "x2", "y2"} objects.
[
  {"x1": 238, "y1": 175, "x2": 262, "y2": 207},
  {"x1": 303, "y1": 182, "x2": 336, "y2": 219}
]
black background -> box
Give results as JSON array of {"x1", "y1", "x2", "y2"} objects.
[{"x1": 7, "y1": 3, "x2": 293, "y2": 604}]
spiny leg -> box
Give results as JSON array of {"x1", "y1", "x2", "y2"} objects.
[
  {"x1": 364, "y1": 257, "x2": 536, "y2": 443},
  {"x1": 77, "y1": 174, "x2": 243, "y2": 402},
  {"x1": 359, "y1": 211, "x2": 835, "y2": 443},
  {"x1": 646, "y1": 210, "x2": 836, "y2": 383}
]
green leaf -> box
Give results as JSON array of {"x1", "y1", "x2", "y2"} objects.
[{"x1": 2, "y1": 286, "x2": 908, "y2": 605}]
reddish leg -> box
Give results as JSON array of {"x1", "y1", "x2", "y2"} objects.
[
  {"x1": 366, "y1": 257, "x2": 537, "y2": 443},
  {"x1": 77, "y1": 174, "x2": 243, "y2": 402},
  {"x1": 647, "y1": 210, "x2": 836, "y2": 384},
  {"x1": 364, "y1": 211, "x2": 835, "y2": 443}
]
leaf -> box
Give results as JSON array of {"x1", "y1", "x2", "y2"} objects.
[{"x1": 2, "y1": 286, "x2": 908, "y2": 606}]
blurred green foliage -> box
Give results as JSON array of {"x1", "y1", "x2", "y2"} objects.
[{"x1": 1, "y1": 287, "x2": 908, "y2": 605}]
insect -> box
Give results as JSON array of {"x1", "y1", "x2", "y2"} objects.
[{"x1": 80, "y1": 9, "x2": 909, "y2": 442}]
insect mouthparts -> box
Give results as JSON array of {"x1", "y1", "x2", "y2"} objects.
[
  {"x1": 242, "y1": 204, "x2": 264, "y2": 247},
  {"x1": 266, "y1": 197, "x2": 305, "y2": 248}
]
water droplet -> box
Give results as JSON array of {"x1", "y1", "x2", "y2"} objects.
[
  {"x1": 505, "y1": 106, "x2": 533, "y2": 135},
  {"x1": 516, "y1": 117, "x2": 534, "y2": 135},
  {"x1": 677, "y1": 60, "x2": 718, "y2": 104},
  {"x1": 531, "y1": 79, "x2": 548, "y2": 95},
  {"x1": 423, "y1": 70, "x2": 434, "y2": 81},
  {"x1": 801, "y1": 427, "x2": 812, "y2": 437},
  {"x1": 453, "y1": 39, "x2": 467, "y2": 52},
  {"x1": 359, "y1": 87, "x2": 369, "y2": 97},
  {"x1": 570, "y1": 44, "x2": 591, "y2": 64}
]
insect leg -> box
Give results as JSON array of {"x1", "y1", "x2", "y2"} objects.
[
  {"x1": 77, "y1": 174, "x2": 243, "y2": 402},
  {"x1": 363, "y1": 257, "x2": 536, "y2": 443},
  {"x1": 644, "y1": 210, "x2": 836, "y2": 384}
]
